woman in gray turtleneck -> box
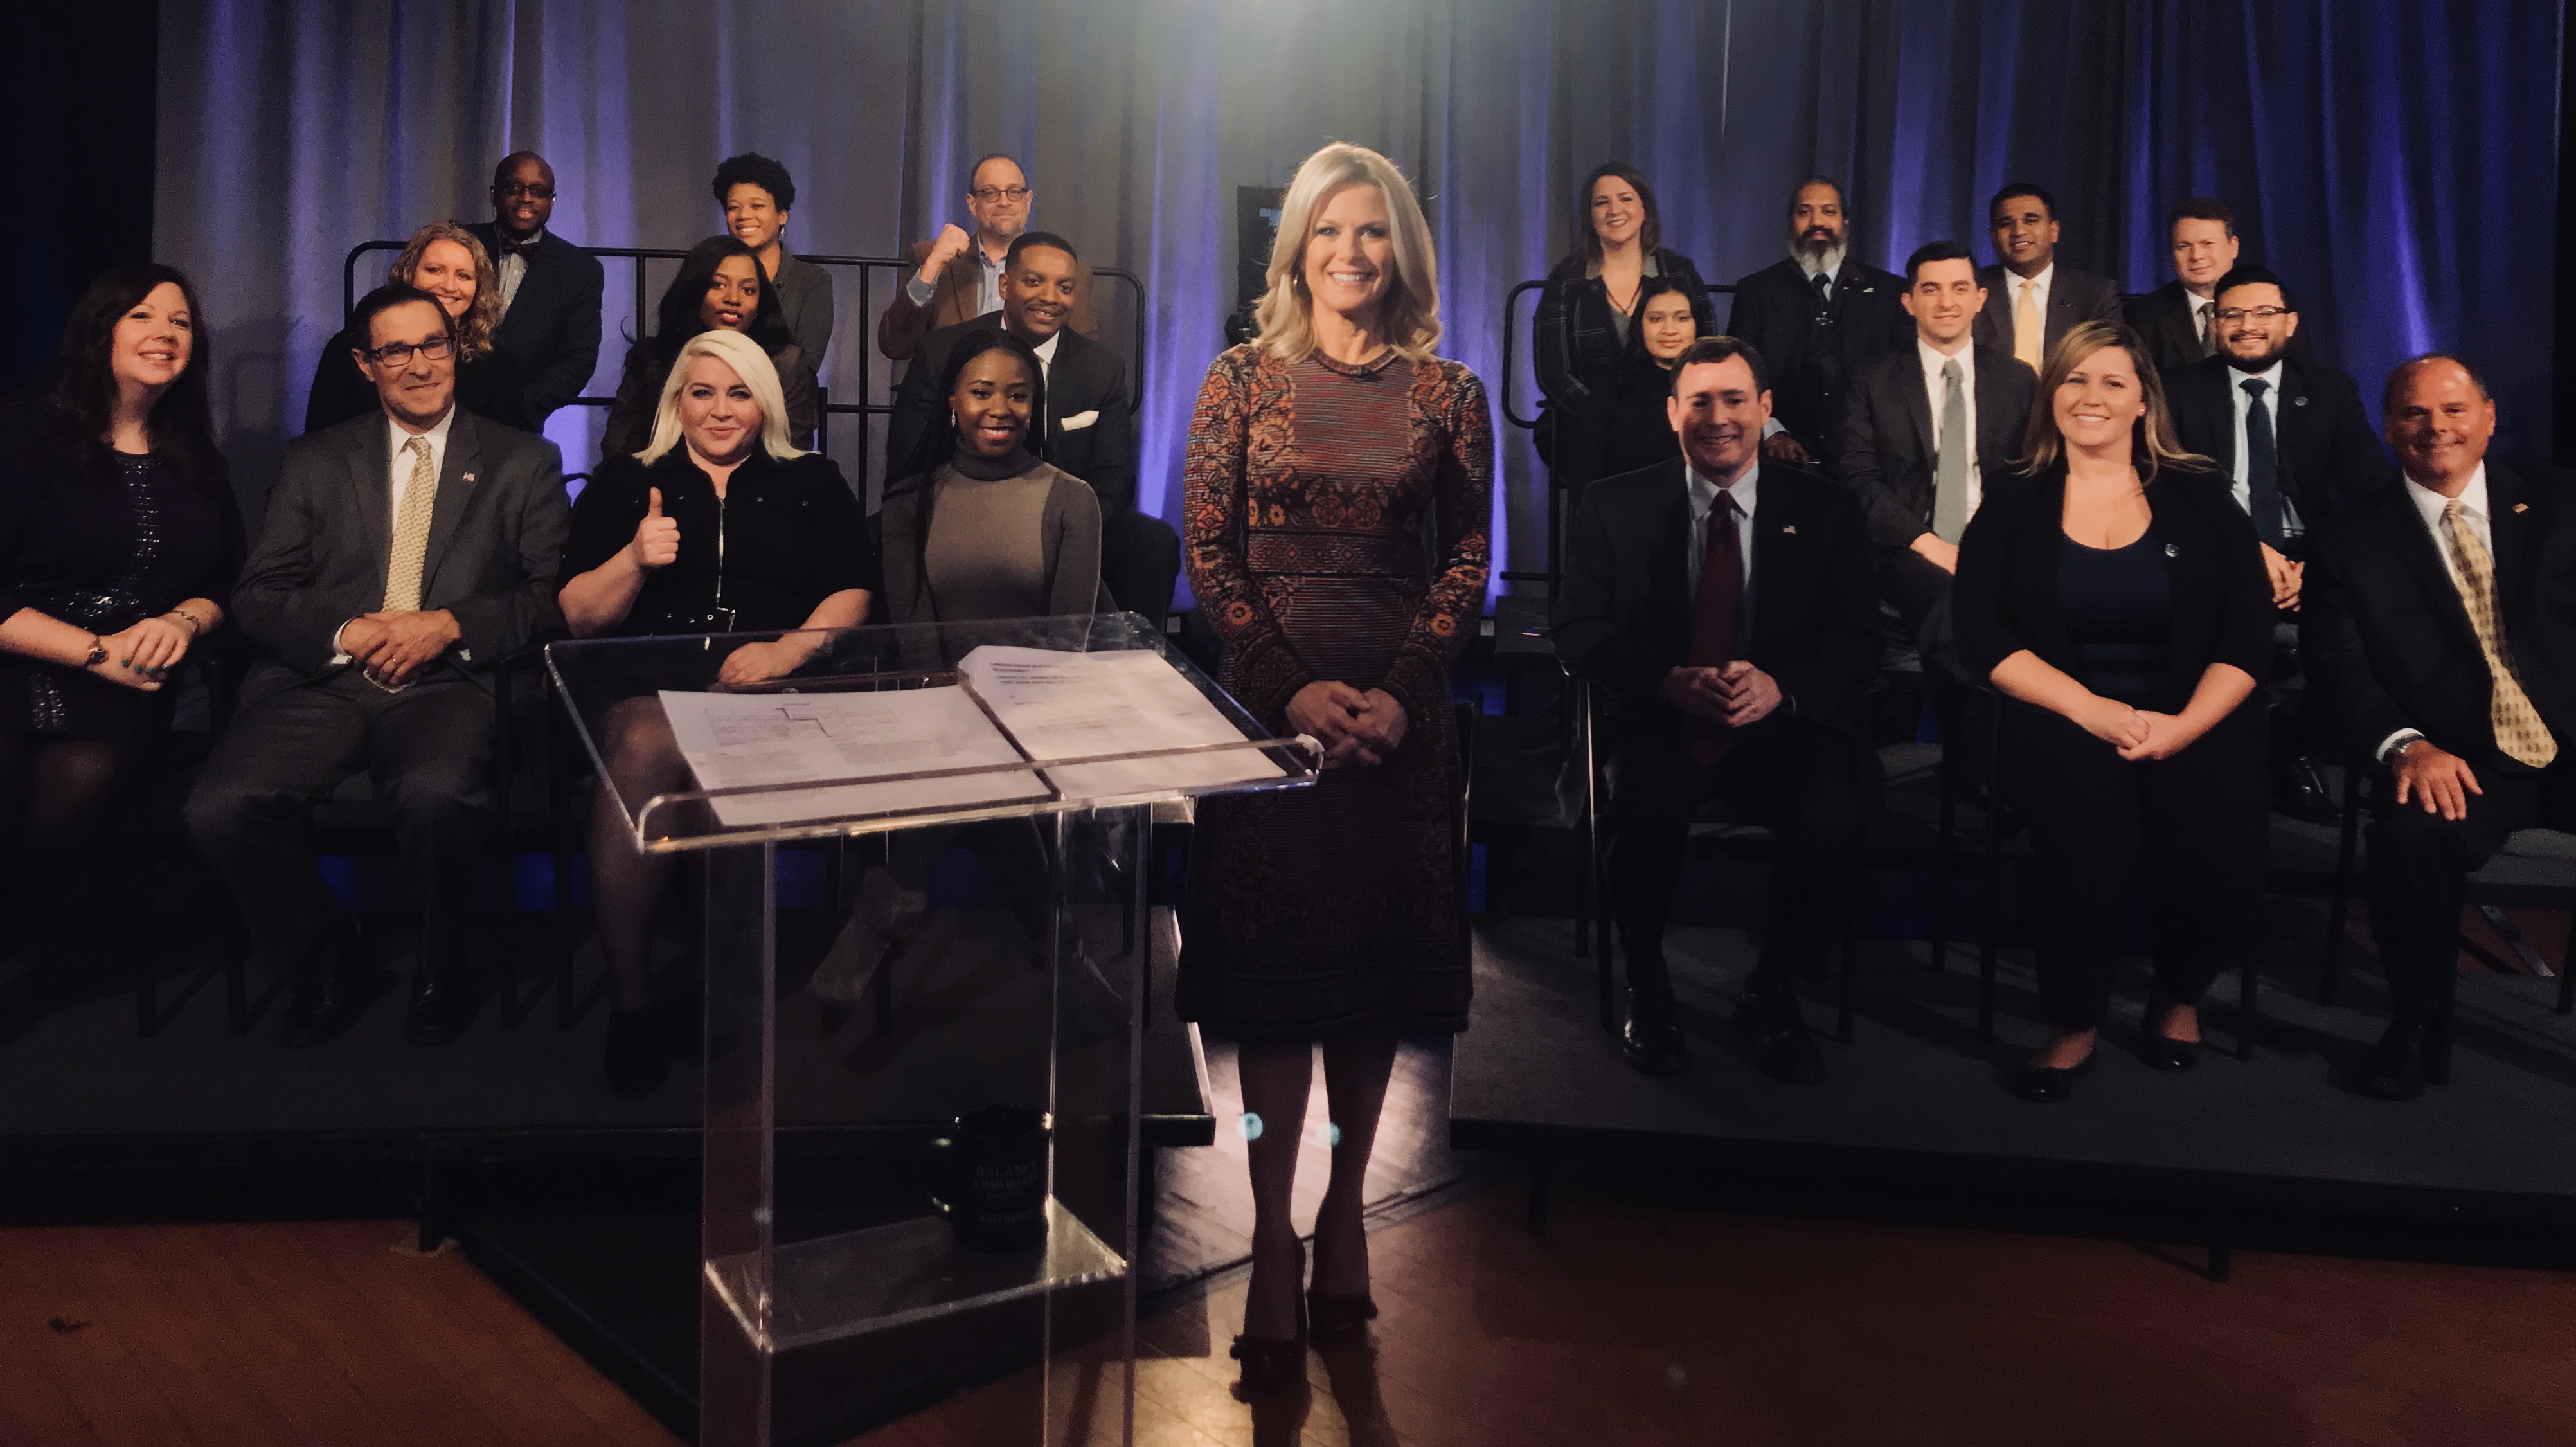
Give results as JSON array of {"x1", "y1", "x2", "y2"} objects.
[
  {"x1": 812, "y1": 328, "x2": 1104, "y2": 1005},
  {"x1": 875, "y1": 328, "x2": 1102, "y2": 624}
]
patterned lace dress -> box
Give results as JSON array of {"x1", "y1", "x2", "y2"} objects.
[{"x1": 1176, "y1": 343, "x2": 1492, "y2": 1039}]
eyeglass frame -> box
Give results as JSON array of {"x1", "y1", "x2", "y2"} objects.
[
  {"x1": 969, "y1": 184, "x2": 1032, "y2": 204},
  {"x1": 2211, "y1": 305, "x2": 2293, "y2": 325},
  {"x1": 357, "y1": 334, "x2": 458, "y2": 369},
  {"x1": 495, "y1": 181, "x2": 557, "y2": 199}
]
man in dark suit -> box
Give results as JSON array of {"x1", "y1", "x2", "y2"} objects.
[
  {"x1": 886, "y1": 231, "x2": 1178, "y2": 619},
  {"x1": 462, "y1": 152, "x2": 605, "y2": 428},
  {"x1": 2168, "y1": 265, "x2": 2395, "y2": 822},
  {"x1": 1838, "y1": 240, "x2": 2035, "y2": 764},
  {"x1": 1724, "y1": 176, "x2": 1911, "y2": 472},
  {"x1": 1972, "y1": 183, "x2": 2124, "y2": 375},
  {"x1": 188, "y1": 285, "x2": 570, "y2": 1050},
  {"x1": 877, "y1": 154, "x2": 1100, "y2": 363},
  {"x1": 2303, "y1": 355, "x2": 2576, "y2": 1100},
  {"x1": 1553, "y1": 337, "x2": 1881, "y2": 1083}
]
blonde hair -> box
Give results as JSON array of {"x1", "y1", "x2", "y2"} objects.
[
  {"x1": 636, "y1": 328, "x2": 808, "y2": 464},
  {"x1": 392, "y1": 221, "x2": 501, "y2": 361},
  {"x1": 2017, "y1": 319, "x2": 2210, "y2": 480},
  {"x1": 1251, "y1": 142, "x2": 1442, "y2": 364}
]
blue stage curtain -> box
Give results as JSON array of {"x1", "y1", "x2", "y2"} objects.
[{"x1": 155, "y1": 0, "x2": 2557, "y2": 584}]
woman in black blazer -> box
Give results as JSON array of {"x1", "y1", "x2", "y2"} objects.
[
  {"x1": 1953, "y1": 320, "x2": 2273, "y2": 1102},
  {"x1": 1534, "y1": 163, "x2": 1714, "y2": 498}
]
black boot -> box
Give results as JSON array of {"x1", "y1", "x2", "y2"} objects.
[
  {"x1": 1735, "y1": 977, "x2": 1826, "y2": 1084},
  {"x1": 2359, "y1": 1020, "x2": 2428, "y2": 1101},
  {"x1": 1620, "y1": 951, "x2": 1687, "y2": 1076},
  {"x1": 2271, "y1": 750, "x2": 2341, "y2": 825}
]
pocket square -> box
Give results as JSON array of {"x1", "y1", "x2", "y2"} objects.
[{"x1": 1060, "y1": 409, "x2": 1100, "y2": 431}]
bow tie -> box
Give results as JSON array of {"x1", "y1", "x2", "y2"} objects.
[{"x1": 495, "y1": 233, "x2": 542, "y2": 259}]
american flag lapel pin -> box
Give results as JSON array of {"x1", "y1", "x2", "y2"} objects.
[
  {"x1": 1782, "y1": 525, "x2": 1797, "y2": 534},
  {"x1": 2513, "y1": 503, "x2": 2530, "y2": 514},
  {"x1": 463, "y1": 472, "x2": 477, "y2": 483}
]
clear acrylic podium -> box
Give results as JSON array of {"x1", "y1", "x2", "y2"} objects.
[{"x1": 548, "y1": 613, "x2": 1316, "y2": 1447}]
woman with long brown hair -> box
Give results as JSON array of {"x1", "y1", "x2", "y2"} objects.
[
  {"x1": 304, "y1": 220, "x2": 526, "y2": 433},
  {"x1": 1951, "y1": 319, "x2": 2273, "y2": 1102}
]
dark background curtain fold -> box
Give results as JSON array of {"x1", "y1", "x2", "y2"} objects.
[{"x1": 4, "y1": 2, "x2": 2560, "y2": 589}]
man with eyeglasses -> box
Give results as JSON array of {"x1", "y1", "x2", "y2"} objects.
[
  {"x1": 2167, "y1": 264, "x2": 2395, "y2": 822},
  {"x1": 877, "y1": 153, "x2": 1098, "y2": 362},
  {"x1": 188, "y1": 284, "x2": 569, "y2": 1051},
  {"x1": 463, "y1": 151, "x2": 605, "y2": 427}
]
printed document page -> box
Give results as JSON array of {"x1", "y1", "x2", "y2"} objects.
[
  {"x1": 657, "y1": 685, "x2": 1047, "y2": 829},
  {"x1": 956, "y1": 645, "x2": 1285, "y2": 800}
]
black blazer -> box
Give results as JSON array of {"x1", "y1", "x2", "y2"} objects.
[
  {"x1": 2300, "y1": 462, "x2": 2576, "y2": 766},
  {"x1": 1838, "y1": 343, "x2": 2039, "y2": 552},
  {"x1": 2124, "y1": 279, "x2": 2318, "y2": 378},
  {"x1": 1552, "y1": 456, "x2": 1880, "y2": 737},
  {"x1": 464, "y1": 223, "x2": 607, "y2": 426},
  {"x1": 1723, "y1": 258, "x2": 1911, "y2": 465},
  {"x1": 1971, "y1": 264, "x2": 2124, "y2": 359},
  {"x1": 886, "y1": 312, "x2": 1138, "y2": 516},
  {"x1": 1953, "y1": 463, "x2": 2274, "y2": 696},
  {"x1": 231, "y1": 409, "x2": 570, "y2": 708},
  {"x1": 2163, "y1": 354, "x2": 2393, "y2": 528}
]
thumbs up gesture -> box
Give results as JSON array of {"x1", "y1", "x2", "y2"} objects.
[{"x1": 629, "y1": 487, "x2": 681, "y2": 571}]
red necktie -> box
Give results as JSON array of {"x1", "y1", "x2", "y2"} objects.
[{"x1": 1685, "y1": 492, "x2": 1742, "y2": 764}]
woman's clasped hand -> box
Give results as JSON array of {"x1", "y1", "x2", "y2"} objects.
[{"x1": 1285, "y1": 679, "x2": 1408, "y2": 768}]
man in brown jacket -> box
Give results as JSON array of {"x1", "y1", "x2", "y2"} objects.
[{"x1": 876, "y1": 153, "x2": 1099, "y2": 361}]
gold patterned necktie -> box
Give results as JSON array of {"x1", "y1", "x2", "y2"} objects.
[
  {"x1": 383, "y1": 435, "x2": 437, "y2": 613},
  {"x1": 2012, "y1": 278, "x2": 2043, "y2": 373},
  {"x1": 2444, "y1": 499, "x2": 2557, "y2": 767}
]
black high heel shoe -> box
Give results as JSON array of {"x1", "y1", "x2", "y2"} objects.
[{"x1": 2140, "y1": 994, "x2": 2202, "y2": 1073}]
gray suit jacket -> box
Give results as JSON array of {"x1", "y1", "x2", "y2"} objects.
[{"x1": 231, "y1": 409, "x2": 570, "y2": 706}]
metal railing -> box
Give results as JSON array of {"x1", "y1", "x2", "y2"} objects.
[
  {"x1": 1496, "y1": 279, "x2": 1737, "y2": 586},
  {"x1": 341, "y1": 242, "x2": 1146, "y2": 492}
]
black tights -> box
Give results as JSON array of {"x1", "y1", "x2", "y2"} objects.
[{"x1": 0, "y1": 730, "x2": 138, "y2": 942}]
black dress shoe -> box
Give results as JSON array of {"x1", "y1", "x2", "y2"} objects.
[
  {"x1": 2271, "y1": 751, "x2": 2342, "y2": 825},
  {"x1": 2011, "y1": 1048, "x2": 2097, "y2": 1102},
  {"x1": 604, "y1": 1003, "x2": 674, "y2": 1097},
  {"x1": 2360, "y1": 1021, "x2": 2428, "y2": 1101},
  {"x1": 1620, "y1": 989, "x2": 1688, "y2": 1076},
  {"x1": 280, "y1": 932, "x2": 380, "y2": 1048},
  {"x1": 1735, "y1": 989, "x2": 1826, "y2": 1084}
]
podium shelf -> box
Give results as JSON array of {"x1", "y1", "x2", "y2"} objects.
[{"x1": 703, "y1": 1197, "x2": 1127, "y2": 1353}]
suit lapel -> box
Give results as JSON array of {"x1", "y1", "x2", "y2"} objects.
[
  {"x1": 1899, "y1": 357, "x2": 1936, "y2": 464},
  {"x1": 420, "y1": 411, "x2": 483, "y2": 597},
  {"x1": 348, "y1": 420, "x2": 392, "y2": 597},
  {"x1": 2383, "y1": 485, "x2": 2481, "y2": 656},
  {"x1": 2197, "y1": 368, "x2": 2237, "y2": 476},
  {"x1": 1649, "y1": 468, "x2": 1693, "y2": 652},
  {"x1": 2487, "y1": 462, "x2": 2533, "y2": 620}
]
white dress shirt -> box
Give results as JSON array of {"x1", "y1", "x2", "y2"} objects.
[
  {"x1": 1685, "y1": 458, "x2": 1760, "y2": 607},
  {"x1": 333, "y1": 406, "x2": 458, "y2": 658},
  {"x1": 1919, "y1": 336, "x2": 1981, "y2": 521},
  {"x1": 2375, "y1": 461, "x2": 2493, "y2": 762},
  {"x1": 1802, "y1": 258, "x2": 1844, "y2": 303},
  {"x1": 494, "y1": 229, "x2": 540, "y2": 314},
  {"x1": 2224, "y1": 359, "x2": 2300, "y2": 533},
  {"x1": 1031, "y1": 328, "x2": 1061, "y2": 384}
]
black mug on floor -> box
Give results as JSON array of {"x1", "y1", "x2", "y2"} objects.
[{"x1": 926, "y1": 1105, "x2": 1050, "y2": 1252}]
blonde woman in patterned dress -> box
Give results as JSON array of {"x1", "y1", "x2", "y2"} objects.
[{"x1": 1177, "y1": 141, "x2": 1492, "y2": 1389}]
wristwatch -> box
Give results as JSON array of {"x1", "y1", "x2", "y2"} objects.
[{"x1": 84, "y1": 637, "x2": 109, "y2": 669}]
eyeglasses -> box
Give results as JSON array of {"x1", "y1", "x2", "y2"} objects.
[
  {"x1": 496, "y1": 182, "x2": 556, "y2": 199},
  {"x1": 362, "y1": 336, "x2": 456, "y2": 368},
  {"x1": 2212, "y1": 306, "x2": 2291, "y2": 324},
  {"x1": 971, "y1": 185, "x2": 1032, "y2": 204}
]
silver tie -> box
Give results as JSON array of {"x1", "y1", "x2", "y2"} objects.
[{"x1": 1931, "y1": 357, "x2": 1970, "y2": 544}]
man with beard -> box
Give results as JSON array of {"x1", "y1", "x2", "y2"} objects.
[
  {"x1": 2167, "y1": 265, "x2": 2394, "y2": 822},
  {"x1": 2128, "y1": 198, "x2": 2321, "y2": 377},
  {"x1": 462, "y1": 151, "x2": 604, "y2": 427},
  {"x1": 877, "y1": 154, "x2": 1100, "y2": 362},
  {"x1": 1552, "y1": 337, "x2": 1881, "y2": 1083},
  {"x1": 884, "y1": 231, "x2": 1177, "y2": 618},
  {"x1": 1971, "y1": 183, "x2": 2123, "y2": 373},
  {"x1": 1724, "y1": 177, "x2": 1911, "y2": 472}
]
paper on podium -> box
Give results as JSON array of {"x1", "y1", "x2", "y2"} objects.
[
  {"x1": 657, "y1": 685, "x2": 1046, "y2": 829},
  {"x1": 956, "y1": 645, "x2": 1285, "y2": 799}
]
